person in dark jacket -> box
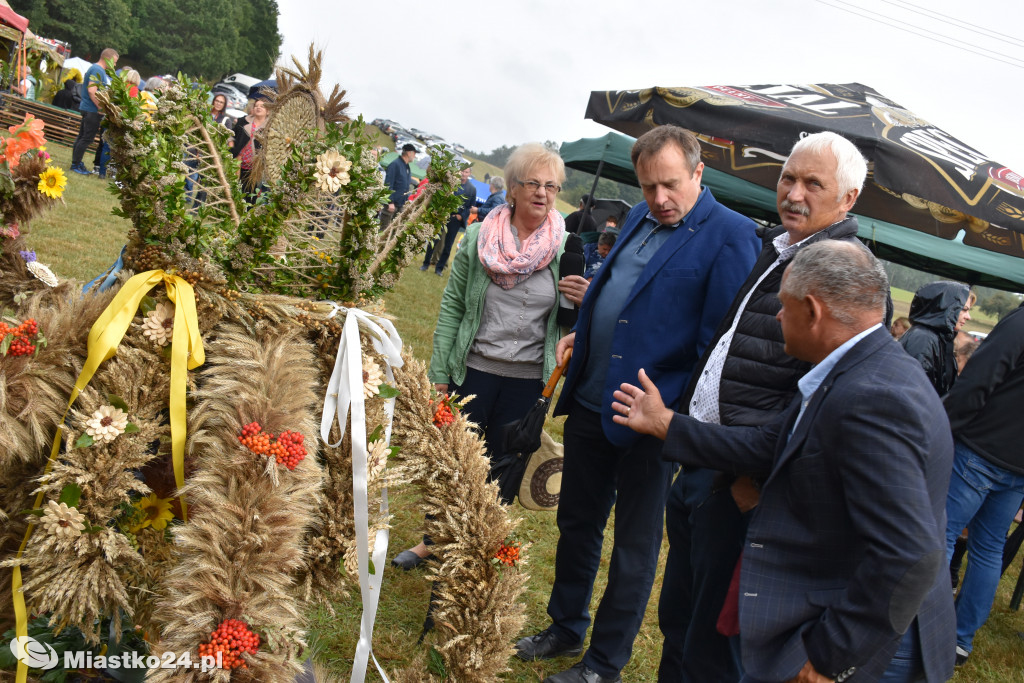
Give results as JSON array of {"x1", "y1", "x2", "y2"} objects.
[
  {"x1": 52, "y1": 78, "x2": 81, "y2": 110},
  {"x1": 656, "y1": 131, "x2": 895, "y2": 682},
  {"x1": 943, "y1": 302, "x2": 1024, "y2": 667},
  {"x1": 564, "y1": 194, "x2": 599, "y2": 235},
  {"x1": 380, "y1": 143, "x2": 416, "y2": 228},
  {"x1": 900, "y1": 281, "x2": 974, "y2": 395},
  {"x1": 476, "y1": 176, "x2": 505, "y2": 220}
]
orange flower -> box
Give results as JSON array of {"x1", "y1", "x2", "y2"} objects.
[
  {"x1": 1, "y1": 135, "x2": 32, "y2": 168},
  {"x1": 8, "y1": 114, "x2": 46, "y2": 149}
]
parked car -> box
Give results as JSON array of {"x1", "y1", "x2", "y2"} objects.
[
  {"x1": 394, "y1": 136, "x2": 426, "y2": 154},
  {"x1": 372, "y1": 118, "x2": 402, "y2": 135},
  {"x1": 211, "y1": 72, "x2": 261, "y2": 110}
]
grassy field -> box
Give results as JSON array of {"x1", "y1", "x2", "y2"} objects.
[{"x1": 19, "y1": 139, "x2": 1024, "y2": 682}]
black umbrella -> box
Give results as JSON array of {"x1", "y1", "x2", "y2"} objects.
[
  {"x1": 491, "y1": 350, "x2": 572, "y2": 503},
  {"x1": 586, "y1": 83, "x2": 1024, "y2": 291}
]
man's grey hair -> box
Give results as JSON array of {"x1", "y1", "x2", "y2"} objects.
[
  {"x1": 489, "y1": 176, "x2": 505, "y2": 191},
  {"x1": 781, "y1": 241, "x2": 887, "y2": 326},
  {"x1": 784, "y1": 132, "x2": 868, "y2": 200}
]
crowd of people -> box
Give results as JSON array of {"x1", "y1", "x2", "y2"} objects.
[
  {"x1": 53, "y1": 47, "x2": 257, "y2": 200},
  {"x1": 28, "y1": 45, "x2": 1022, "y2": 683},
  {"x1": 395, "y1": 125, "x2": 1020, "y2": 683}
]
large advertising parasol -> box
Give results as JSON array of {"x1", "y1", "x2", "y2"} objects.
[{"x1": 585, "y1": 84, "x2": 1024, "y2": 291}]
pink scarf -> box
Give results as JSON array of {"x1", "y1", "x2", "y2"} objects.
[{"x1": 477, "y1": 204, "x2": 564, "y2": 290}]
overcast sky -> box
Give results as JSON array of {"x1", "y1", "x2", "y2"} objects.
[{"x1": 278, "y1": 0, "x2": 1024, "y2": 173}]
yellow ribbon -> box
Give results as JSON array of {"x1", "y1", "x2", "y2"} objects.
[{"x1": 11, "y1": 269, "x2": 204, "y2": 683}]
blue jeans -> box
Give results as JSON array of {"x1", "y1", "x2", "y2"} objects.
[
  {"x1": 548, "y1": 403, "x2": 674, "y2": 678},
  {"x1": 878, "y1": 620, "x2": 924, "y2": 683},
  {"x1": 944, "y1": 440, "x2": 1024, "y2": 652}
]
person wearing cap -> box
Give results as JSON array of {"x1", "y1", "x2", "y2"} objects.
[{"x1": 381, "y1": 143, "x2": 417, "y2": 228}]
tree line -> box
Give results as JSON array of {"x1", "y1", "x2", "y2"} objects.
[{"x1": 11, "y1": 0, "x2": 281, "y2": 80}]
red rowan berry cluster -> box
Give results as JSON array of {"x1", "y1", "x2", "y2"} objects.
[
  {"x1": 0, "y1": 318, "x2": 40, "y2": 357},
  {"x1": 429, "y1": 394, "x2": 460, "y2": 428},
  {"x1": 238, "y1": 422, "x2": 307, "y2": 470},
  {"x1": 197, "y1": 618, "x2": 260, "y2": 670},
  {"x1": 493, "y1": 540, "x2": 521, "y2": 567}
]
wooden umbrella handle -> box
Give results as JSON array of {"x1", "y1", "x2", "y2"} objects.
[{"x1": 542, "y1": 348, "x2": 573, "y2": 399}]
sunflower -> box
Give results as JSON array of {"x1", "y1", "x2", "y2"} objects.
[
  {"x1": 130, "y1": 494, "x2": 175, "y2": 532},
  {"x1": 37, "y1": 166, "x2": 67, "y2": 199}
]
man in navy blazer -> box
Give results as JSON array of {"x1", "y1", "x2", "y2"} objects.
[
  {"x1": 612, "y1": 241, "x2": 955, "y2": 683},
  {"x1": 515, "y1": 125, "x2": 760, "y2": 683}
]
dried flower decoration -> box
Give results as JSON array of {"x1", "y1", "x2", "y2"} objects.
[
  {"x1": 25, "y1": 260, "x2": 58, "y2": 287},
  {"x1": 141, "y1": 301, "x2": 174, "y2": 346},
  {"x1": 313, "y1": 148, "x2": 352, "y2": 193},
  {"x1": 362, "y1": 357, "x2": 384, "y2": 399},
  {"x1": 130, "y1": 494, "x2": 175, "y2": 532},
  {"x1": 367, "y1": 438, "x2": 389, "y2": 478},
  {"x1": 85, "y1": 404, "x2": 129, "y2": 443},
  {"x1": 19, "y1": 249, "x2": 36, "y2": 262},
  {"x1": 39, "y1": 500, "x2": 86, "y2": 539},
  {"x1": 0, "y1": 222, "x2": 18, "y2": 239}
]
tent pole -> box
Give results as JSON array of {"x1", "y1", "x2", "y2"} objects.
[{"x1": 583, "y1": 158, "x2": 605, "y2": 215}]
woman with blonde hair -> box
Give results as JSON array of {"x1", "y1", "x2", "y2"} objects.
[
  {"x1": 392, "y1": 143, "x2": 590, "y2": 569},
  {"x1": 230, "y1": 96, "x2": 270, "y2": 200}
]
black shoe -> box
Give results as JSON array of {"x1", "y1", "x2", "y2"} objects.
[
  {"x1": 391, "y1": 549, "x2": 431, "y2": 570},
  {"x1": 955, "y1": 646, "x2": 969, "y2": 667},
  {"x1": 419, "y1": 264, "x2": 429, "y2": 271},
  {"x1": 543, "y1": 662, "x2": 621, "y2": 683},
  {"x1": 435, "y1": 270, "x2": 443, "y2": 276},
  {"x1": 514, "y1": 627, "x2": 583, "y2": 661}
]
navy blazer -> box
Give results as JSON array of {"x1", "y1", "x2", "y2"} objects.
[
  {"x1": 663, "y1": 328, "x2": 956, "y2": 682},
  {"x1": 554, "y1": 190, "x2": 760, "y2": 447}
]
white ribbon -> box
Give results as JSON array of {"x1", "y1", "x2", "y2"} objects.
[{"x1": 320, "y1": 304, "x2": 403, "y2": 683}]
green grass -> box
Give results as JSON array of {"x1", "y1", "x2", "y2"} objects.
[
  {"x1": 19, "y1": 140, "x2": 1024, "y2": 683},
  {"x1": 29, "y1": 143, "x2": 132, "y2": 282}
]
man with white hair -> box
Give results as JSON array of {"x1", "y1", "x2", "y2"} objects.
[
  {"x1": 615, "y1": 241, "x2": 954, "y2": 683},
  {"x1": 655, "y1": 132, "x2": 894, "y2": 682}
]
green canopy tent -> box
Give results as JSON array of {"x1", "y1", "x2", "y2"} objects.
[
  {"x1": 378, "y1": 151, "x2": 429, "y2": 181},
  {"x1": 561, "y1": 131, "x2": 1024, "y2": 291}
]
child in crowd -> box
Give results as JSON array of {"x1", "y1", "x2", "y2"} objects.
[{"x1": 583, "y1": 231, "x2": 616, "y2": 280}]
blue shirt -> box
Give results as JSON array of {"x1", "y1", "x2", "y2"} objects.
[
  {"x1": 792, "y1": 323, "x2": 883, "y2": 431},
  {"x1": 575, "y1": 188, "x2": 709, "y2": 410},
  {"x1": 79, "y1": 64, "x2": 110, "y2": 113}
]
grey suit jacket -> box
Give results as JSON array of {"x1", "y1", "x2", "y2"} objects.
[{"x1": 663, "y1": 327, "x2": 955, "y2": 682}]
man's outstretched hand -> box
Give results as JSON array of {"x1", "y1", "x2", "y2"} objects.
[{"x1": 611, "y1": 368, "x2": 675, "y2": 440}]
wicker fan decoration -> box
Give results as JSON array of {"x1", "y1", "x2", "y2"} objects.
[
  {"x1": 231, "y1": 46, "x2": 464, "y2": 301},
  {"x1": 252, "y1": 46, "x2": 351, "y2": 187}
]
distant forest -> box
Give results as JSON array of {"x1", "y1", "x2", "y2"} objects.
[{"x1": 12, "y1": 0, "x2": 281, "y2": 80}]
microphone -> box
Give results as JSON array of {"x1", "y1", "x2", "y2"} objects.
[{"x1": 558, "y1": 233, "x2": 585, "y2": 328}]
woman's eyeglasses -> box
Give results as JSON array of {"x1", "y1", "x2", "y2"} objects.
[{"x1": 518, "y1": 179, "x2": 561, "y2": 194}]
